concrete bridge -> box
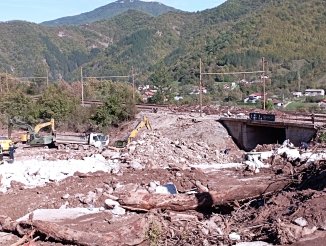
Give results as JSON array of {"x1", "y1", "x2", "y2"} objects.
[{"x1": 219, "y1": 117, "x2": 317, "y2": 151}]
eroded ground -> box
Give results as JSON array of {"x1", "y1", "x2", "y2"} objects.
[{"x1": 0, "y1": 110, "x2": 325, "y2": 246}]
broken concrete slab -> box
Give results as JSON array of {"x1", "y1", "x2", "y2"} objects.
[
  {"x1": 0, "y1": 232, "x2": 20, "y2": 245},
  {"x1": 16, "y1": 208, "x2": 103, "y2": 222}
]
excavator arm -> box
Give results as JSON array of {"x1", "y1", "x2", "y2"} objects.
[
  {"x1": 8, "y1": 118, "x2": 34, "y2": 140},
  {"x1": 8, "y1": 118, "x2": 55, "y2": 144},
  {"x1": 34, "y1": 118, "x2": 55, "y2": 134},
  {"x1": 115, "y1": 116, "x2": 152, "y2": 148},
  {"x1": 127, "y1": 116, "x2": 152, "y2": 144}
]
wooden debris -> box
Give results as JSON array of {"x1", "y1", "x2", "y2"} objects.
[
  {"x1": 1, "y1": 215, "x2": 149, "y2": 246},
  {"x1": 119, "y1": 181, "x2": 289, "y2": 211}
]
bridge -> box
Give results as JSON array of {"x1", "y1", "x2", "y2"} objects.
[{"x1": 219, "y1": 114, "x2": 324, "y2": 151}]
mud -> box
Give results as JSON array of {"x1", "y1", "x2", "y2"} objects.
[{"x1": 0, "y1": 110, "x2": 325, "y2": 245}]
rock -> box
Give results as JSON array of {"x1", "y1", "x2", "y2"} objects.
[
  {"x1": 129, "y1": 160, "x2": 144, "y2": 170},
  {"x1": 59, "y1": 201, "x2": 69, "y2": 209},
  {"x1": 175, "y1": 172, "x2": 182, "y2": 177},
  {"x1": 101, "y1": 149, "x2": 119, "y2": 158},
  {"x1": 104, "y1": 198, "x2": 120, "y2": 209},
  {"x1": 229, "y1": 232, "x2": 241, "y2": 241},
  {"x1": 203, "y1": 239, "x2": 210, "y2": 246},
  {"x1": 204, "y1": 219, "x2": 222, "y2": 235},
  {"x1": 80, "y1": 191, "x2": 97, "y2": 205},
  {"x1": 104, "y1": 185, "x2": 114, "y2": 194},
  {"x1": 112, "y1": 206, "x2": 126, "y2": 216},
  {"x1": 115, "y1": 183, "x2": 139, "y2": 193},
  {"x1": 95, "y1": 188, "x2": 103, "y2": 194},
  {"x1": 0, "y1": 232, "x2": 20, "y2": 245},
  {"x1": 235, "y1": 242, "x2": 272, "y2": 246},
  {"x1": 201, "y1": 227, "x2": 209, "y2": 235},
  {"x1": 302, "y1": 226, "x2": 317, "y2": 236},
  {"x1": 155, "y1": 183, "x2": 178, "y2": 194},
  {"x1": 106, "y1": 194, "x2": 119, "y2": 200},
  {"x1": 148, "y1": 187, "x2": 155, "y2": 193},
  {"x1": 195, "y1": 180, "x2": 209, "y2": 192},
  {"x1": 149, "y1": 182, "x2": 158, "y2": 189},
  {"x1": 293, "y1": 217, "x2": 308, "y2": 227},
  {"x1": 128, "y1": 145, "x2": 136, "y2": 154},
  {"x1": 62, "y1": 194, "x2": 70, "y2": 199},
  {"x1": 111, "y1": 153, "x2": 121, "y2": 160}
]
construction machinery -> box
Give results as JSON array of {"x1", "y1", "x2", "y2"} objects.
[
  {"x1": 115, "y1": 116, "x2": 152, "y2": 148},
  {"x1": 8, "y1": 118, "x2": 108, "y2": 150},
  {"x1": 0, "y1": 136, "x2": 14, "y2": 152},
  {"x1": 53, "y1": 132, "x2": 109, "y2": 150},
  {"x1": 8, "y1": 118, "x2": 55, "y2": 147}
]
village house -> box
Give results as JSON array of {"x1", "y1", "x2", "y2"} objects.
[
  {"x1": 304, "y1": 89, "x2": 325, "y2": 97},
  {"x1": 244, "y1": 93, "x2": 264, "y2": 103}
]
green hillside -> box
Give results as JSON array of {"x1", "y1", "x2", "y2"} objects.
[
  {"x1": 42, "y1": 0, "x2": 180, "y2": 26},
  {"x1": 0, "y1": 0, "x2": 325, "y2": 100}
]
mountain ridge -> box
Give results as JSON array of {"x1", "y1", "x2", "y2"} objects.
[
  {"x1": 41, "y1": 0, "x2": 181, "y2": 26},
  {"x1": 0, "y1": 0, "x2": 325, "y2": 95}
]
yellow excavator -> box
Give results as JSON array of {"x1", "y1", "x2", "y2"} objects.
[
  {"x1": 20, "y1": 118, "x2": 55, "y2": 143},
  {"x1": 9, "y1": 118, "x2": 55, "y2": 146},
  {"x1": 0, "y1": 136, "x2": 13, "y2": 152},
  {"x1": 115, "y1": 116, "x2": 152, "y2": 148}
]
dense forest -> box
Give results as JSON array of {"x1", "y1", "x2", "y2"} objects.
[{"x1": 0, "y1": 0, "x2": 325, "y2": 107}]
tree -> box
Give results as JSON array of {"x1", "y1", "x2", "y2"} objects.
[
  {"x1": 38, "y1": 84, "x2": 78, "y2": 121},
  {"x1": 149, "y1": 63, "x2": 176, "y2": 103},
  {"x1": 91, "y1": 81, "x2": 136, "y2": 127},
  {"x1": 0, "y1": 91, "x2": 39, "y2": 123}
]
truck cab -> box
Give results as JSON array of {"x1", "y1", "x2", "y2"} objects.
[
  {"x1": 0, "y1": 136, "x2": 13, "y2": 152},
  {"x1": 89, "y1": 133, "x2": 109, "y2": 148}
]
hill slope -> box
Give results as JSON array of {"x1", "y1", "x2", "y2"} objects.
[
  {"x1": 0, "y1": 0, "x2": 325, "y2": 95},
  {"x1": 41, "y1": 0, "x2": 180, "y2": 26}
]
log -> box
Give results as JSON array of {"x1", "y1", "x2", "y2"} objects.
[
  {"x1": 119, "y1": 180, "x2": 289, "y2": 212},
  {"x1": 18, "y1": 216, "x2": 149, "y2": 246},
  {"x1": 1, "y1": 214, "x2": 149, "y2": 246}
]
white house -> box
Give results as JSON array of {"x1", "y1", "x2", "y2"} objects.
[
  {"x1": 304, "y1": 89, "x2": 325, "y2": 97},
  {"x1": 292, "y1": 92, "x2": 303, "y2": 97},
  {"x1": 244, "y1": 93, "x2": 264, "y2": 103}
]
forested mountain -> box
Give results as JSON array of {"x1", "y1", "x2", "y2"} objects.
[
  {"x1": 0, "y1": 0, "x2": 325, "y2": 98},
  {"x1": 42, "y1": 0, "x2": 180, "y2": 26}
]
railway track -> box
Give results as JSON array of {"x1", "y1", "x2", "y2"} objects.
[
  {"x1": 29, "y1": 96, "x2": 326, "y2": 122},
  {"x1": 82, "y1": 100, "x2": 169, "y2": 111}
]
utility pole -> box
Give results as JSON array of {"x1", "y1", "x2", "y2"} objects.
[
  {"x1": 46, "y1": 69, "x2": 49, "y2": 87},
  {"x1": 132, "y1": 66, "x2": 135, "y2": 101},
  {"x1": 262, "y1": 57, "x2": 266, "y2": 111},
  {"x1": 199, "y1": 58, "x2": 203, "y2": 117},
  {"x1": 297, "y1": 70, "x2": 301, "y2": 92},
  {"x1": 5, "y1": 70, "x2": 8, "y2": 92},
  {"x1": 81, "y1": 67, "x2": 84, "y2": 107}
]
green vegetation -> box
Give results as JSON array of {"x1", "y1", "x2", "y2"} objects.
[
  {"x1": 0, "y1": 80, "x2": 136, "y2": 131},
  {"x1": 91, "y1": 81, "x2": 137, "y2": 128},
  {"x1": 42, "y1": 0, "x2": 179, "y2": 26},
  {"x1": 0, "y1": 0, "x2": 325, "y2": 109},
  {"x1": 318, "y1": 131, "x2": 326, "y2": 143},
  {"x1": 147, "y1": 222, "x2": 162, "y2": 246},
  {"x1": 285, "y1": 101, "x2": 321, "y2": 113}
]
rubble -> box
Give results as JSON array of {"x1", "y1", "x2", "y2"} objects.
[{"x1": 0, "y1": 112, "x2": 325, "y2": 245}]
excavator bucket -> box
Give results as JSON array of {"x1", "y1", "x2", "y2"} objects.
[{"x1": 114, "y1": 116, "x2": 152, "y2": 148}]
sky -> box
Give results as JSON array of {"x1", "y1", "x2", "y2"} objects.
[{"x1": 0, "y1": 0, "x2": 227, "y2": 23}]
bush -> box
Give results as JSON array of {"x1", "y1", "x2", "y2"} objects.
[
  {"x1": 0, "y1": 91, "x2": 39, "y2": 123},
  {"x1": 37, "y1": 84, "x2": 79, "y2": 121},
  {"x1": 91, "y1": 81, "x2": 136, "y2": 128}
]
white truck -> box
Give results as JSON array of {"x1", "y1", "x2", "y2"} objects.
[{"x1": 54, "y1": 132, "x2": 109, "y2": 150}]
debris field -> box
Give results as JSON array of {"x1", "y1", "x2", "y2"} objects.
[{"x1": 0, "y1": 110, "x2": 325, "y2": 246}]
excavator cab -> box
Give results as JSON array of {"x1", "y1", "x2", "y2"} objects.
[
  {"x1": 8, "y1": 118, "x2": 55, "y2": 146},
  {"x1": 114, "y1": 116, "x2": 152, "y2": 148}
]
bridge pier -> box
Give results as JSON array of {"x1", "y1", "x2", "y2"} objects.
[{"x1": 219, "y1": 118, "x2": 317, "y2": 151}]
